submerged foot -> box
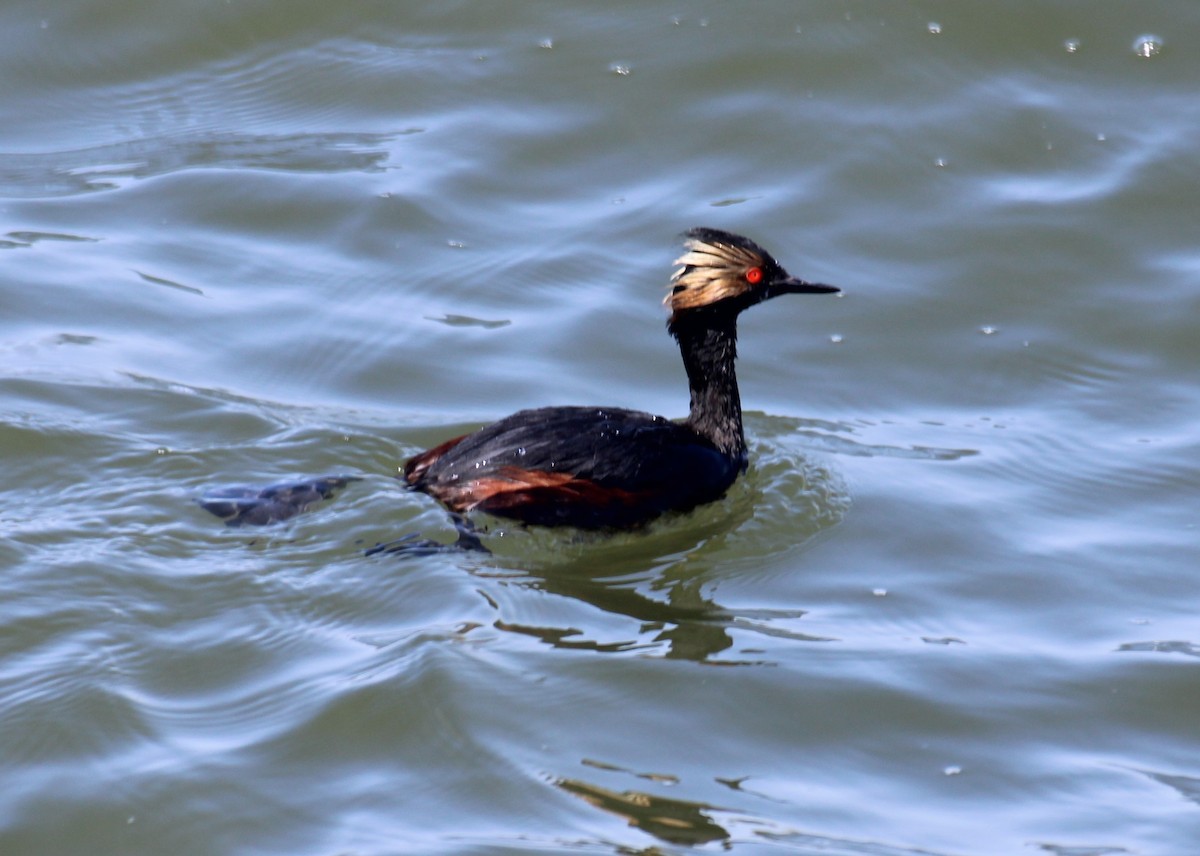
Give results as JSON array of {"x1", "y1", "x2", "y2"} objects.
[
  {"x1": 365, "y1": 515, "x2": 490, "y2": 557},
  {"x1": 199, "y1": 475, "x2": 361, "y2": 527}
]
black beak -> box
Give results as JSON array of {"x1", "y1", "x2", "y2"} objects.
[{"x1": 770, "y1": 275, "x2": 840, "y2": 296}]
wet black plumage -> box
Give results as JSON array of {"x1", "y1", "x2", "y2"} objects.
[
  {"x1": 404, "y1": 227, "x2": 838, "y2": 533},
  {"x1": 404, "y1": 406, "x2": 740, "y2": 529}
]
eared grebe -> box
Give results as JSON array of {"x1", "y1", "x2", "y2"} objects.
[{"x1": 399, "y1": 227, "x2": 838, "y2": 543}]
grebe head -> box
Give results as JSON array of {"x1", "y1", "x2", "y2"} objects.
[{"x1": 666, "y1": 227, "x2": 838, "y2": 325}]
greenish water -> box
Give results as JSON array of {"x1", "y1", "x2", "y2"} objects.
[{"x1": 3, "y1": 3, "x2": 1199, "y2": 854}]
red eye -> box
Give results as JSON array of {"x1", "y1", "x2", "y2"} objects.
[{"x1": 745, "y1": 267, "x2": 763, "y2": 285}]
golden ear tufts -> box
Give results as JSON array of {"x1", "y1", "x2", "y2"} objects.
[{"x1": 664, "y1": 238, "x2": 761, "y2": 311}]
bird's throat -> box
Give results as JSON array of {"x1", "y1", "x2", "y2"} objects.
[{"x1": 672, "y1": 316, "x2": 746, "y2": 461}]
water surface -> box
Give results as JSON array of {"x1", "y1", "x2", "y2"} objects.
[{"x1": 3, "y1": 2, "x2": 1200, "y2": 854}]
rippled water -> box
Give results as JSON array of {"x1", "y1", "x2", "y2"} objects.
[{"x1": 4, "y1": 3, "x2": 1200, "y2": 854}]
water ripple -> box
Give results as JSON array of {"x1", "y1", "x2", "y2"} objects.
[{"x1": 0, "y1": 130, "x2": 398, "y2": 198}]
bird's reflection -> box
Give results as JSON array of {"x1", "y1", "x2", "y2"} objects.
[
  {"x1": 555, "y1": 776, "x2": 730, "y2": 847},
  {"x1": 470, "y1": 497, "x2": 835, "y2": 663},
  {"x1": 365, "y1": 440, "x2": 846, "y2": 662},
  {"x1": 480, "y1": 569, "x2": 740, "y2": 661}
]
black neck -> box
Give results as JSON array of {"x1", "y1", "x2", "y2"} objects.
[{"x1": 670, "y1": 313, "x2": 746, "y2": 461}]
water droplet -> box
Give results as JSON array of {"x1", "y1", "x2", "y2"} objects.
[
  {"x1": 609, "y1": 63, "x2": 631, "y2": 76},
  {"x1": 927, "y1": 22, "x2": 942, "y2": 35},
  {"x1": 1132, "y1": 34, "x2": 1163, "y2": 58},
  {"x1": 979, "y1": 325, "x2": 997, "y2": 336},
  {"x1": 1063, "y1": 38, "x2": 1080, "y2": 54},
  {"x1": 943, "y1": 765, "x2": 963, "y2": 776}
]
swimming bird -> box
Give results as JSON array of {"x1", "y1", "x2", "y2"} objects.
[{"x1": 398, "y1": 227, "x2": 839, "y2": 546}]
